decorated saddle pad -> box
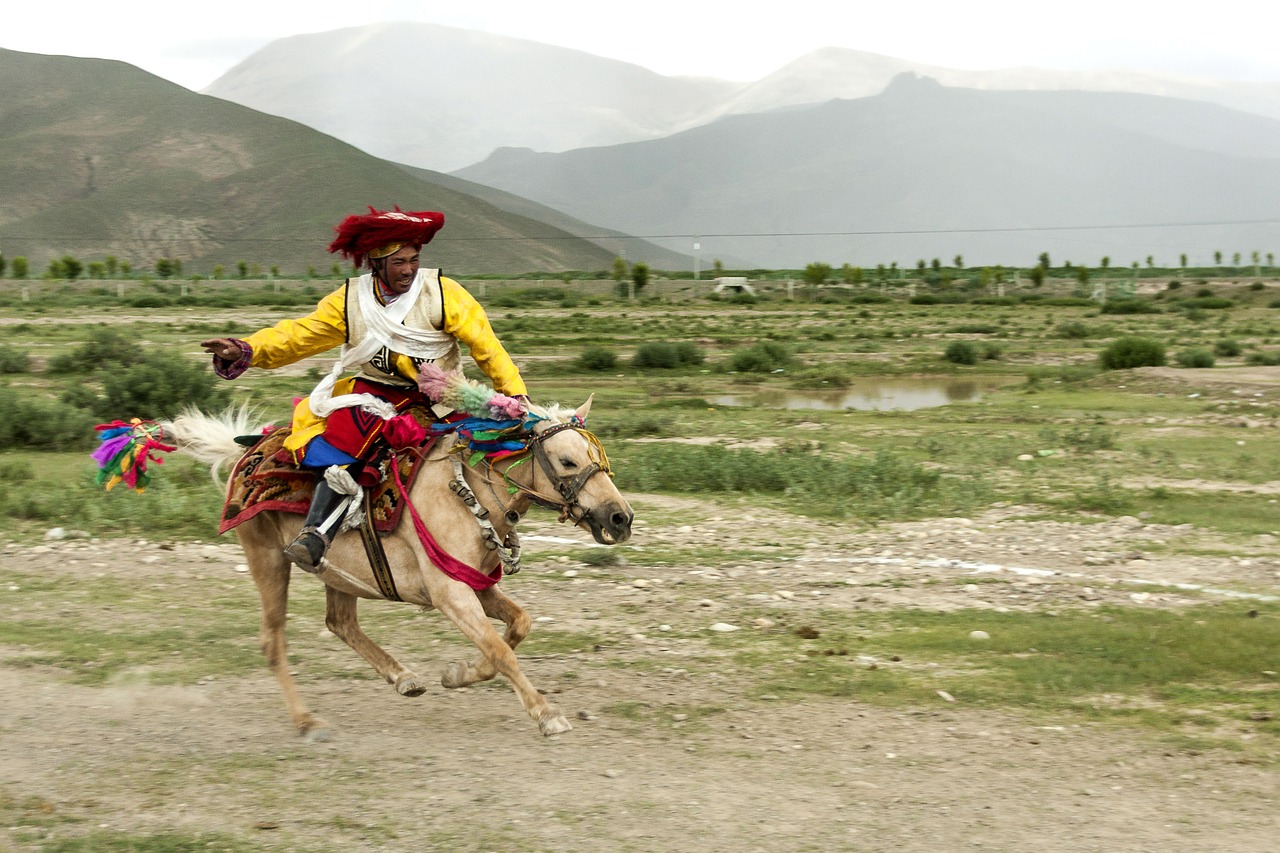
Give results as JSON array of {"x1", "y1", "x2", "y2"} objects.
[{"x1": 219, "y1": 427, "x2": 436, "y2": 536}]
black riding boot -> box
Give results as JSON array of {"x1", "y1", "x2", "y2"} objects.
[{"x1": 283, "y1": 478, "x2": 350, "y2": 573}]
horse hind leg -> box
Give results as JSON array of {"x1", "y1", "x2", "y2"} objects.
[
  {"x1": 441, "y1": 585, "x2": 531, "y2": 689},
  {"x1": 324, "y1": 586, "x2": 429, "y2": 697},
  {"x1": 240, "y1": 524, "x2": 329, "y2": 740},
  {"x1": 434, "y1": 588, "x2": 570, "y2": 736}
]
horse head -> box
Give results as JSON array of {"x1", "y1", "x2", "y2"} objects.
[{"x1": 527, "y1": 396, "x2": 633, "y2": 545}]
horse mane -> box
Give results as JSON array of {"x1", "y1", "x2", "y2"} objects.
[{"x1": 523, "y1": 402, "x2": 577, "y2": 426}]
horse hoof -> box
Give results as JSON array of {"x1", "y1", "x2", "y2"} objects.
[
  {"x1": 539, "y1": 712, "x2": 573, "y2": 737},
  {"x1": 298, "y1": 716, "x2": 331, "y2": 742},
  {"x1": 395, "y1": 674, "x2": 429, "y2": 697},
  {"x1": 440, "y1": 661, "x2": 472, "y2": 689}
]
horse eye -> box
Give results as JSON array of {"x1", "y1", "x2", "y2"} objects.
[{"x1": 560, "y1": 458, "x2": 578, "y2": 469}]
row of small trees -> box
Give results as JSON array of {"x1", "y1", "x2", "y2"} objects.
[
  {"x1": 801, "y1": 250, "x2": 1277, "y2": 287},
  {"x1": 2, "y1": 247, "x2": 1273, "y2": 285},
  {"x1": 0, "y1": 253, "x2": 351, "y2": 282}
]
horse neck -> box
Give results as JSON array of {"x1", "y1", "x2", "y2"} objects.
[{"x1": 415, "y1": 437, "x2": 535, "y2": 531}]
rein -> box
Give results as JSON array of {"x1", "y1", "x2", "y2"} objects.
[
  {"x1": 390, "y1": 458, "x2": 503, "y2": 590},
  {"x1": 511, "y1": 421, "x2": 613, "y2": 524},
  {"x1": 388, "y1": 418, "x2": 608, "y2": 585}
]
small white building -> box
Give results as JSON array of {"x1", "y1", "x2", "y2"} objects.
[{"x1": 713, "y1": 276, "x2": 756, "y2": 296}]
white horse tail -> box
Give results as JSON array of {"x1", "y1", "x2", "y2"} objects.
[{"x1": 162, "y1": 404, "x2": 266, "y2": 487}]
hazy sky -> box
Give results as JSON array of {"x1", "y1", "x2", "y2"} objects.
[{"x1": 6, "y1": 0, "x2": 1279, "y2": 90}]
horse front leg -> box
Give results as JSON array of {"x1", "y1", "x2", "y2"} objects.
[
  {"x1": 433, "y1": 587, "x2": 571, "y2": 736},
  {"x1": 441, "y1": 585, "x2": 531, "y2": 689},
  {"x1": 240, "y1": 526, "x2": 328, "y2": 739},
  {"x1": 324, "y1": 586, "x2": 430, "y2": 697}
]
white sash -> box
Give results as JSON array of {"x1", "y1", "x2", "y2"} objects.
[{"x1": 308, "y1": 271, "x2": 456, "y2": 419}]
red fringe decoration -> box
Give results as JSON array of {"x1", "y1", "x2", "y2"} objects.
[{"x1": 327, "y1": 206, "x2": 445, "y2": 268}]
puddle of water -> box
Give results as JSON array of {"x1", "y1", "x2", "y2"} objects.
[{"x1": 709, "y1": 376, "x2": 1012, "y2": 411}]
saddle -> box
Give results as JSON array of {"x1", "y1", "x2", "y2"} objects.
[{"x1": 219, "y1": 425, "x2": 436, "y2": 536}]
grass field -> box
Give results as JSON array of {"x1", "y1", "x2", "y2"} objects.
[
  {"x1": 4, "y1": 272, "x2": 1278, "y2": 539},
  {"x1": 1, "y1": 274, "x2": 1278, "y2": 850}
]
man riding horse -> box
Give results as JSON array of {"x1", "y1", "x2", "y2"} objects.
[{"x1": 201, "y1": 207, "x2": 527, "y2": 572}]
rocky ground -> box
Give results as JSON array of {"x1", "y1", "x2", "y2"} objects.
[{"x1": 2, "y1": 493, "x2": 1278, "y2": 852}]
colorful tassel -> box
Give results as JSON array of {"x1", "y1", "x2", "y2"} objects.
[
  {"x1": 417, "y1": 366, "x2": 554, "y2": 464},
  {"x1": 417, "y1": 363, "x2": 530, "y2": 421},
  {"x1": 91, "y1": 418, "x2": 176, "y2": 492}
]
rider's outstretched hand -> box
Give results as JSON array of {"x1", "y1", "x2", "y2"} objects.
[{"x1": 200, "y1": 338, "x2": 241, "y2": 361}]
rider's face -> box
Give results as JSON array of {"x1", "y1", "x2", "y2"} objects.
[{"x1": 375, "y1": 245, "x2": 420, "y2": 294}]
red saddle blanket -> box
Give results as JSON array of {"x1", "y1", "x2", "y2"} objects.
[{"x1": 219, "y1": 427, "x2": 436, "y2": 536}]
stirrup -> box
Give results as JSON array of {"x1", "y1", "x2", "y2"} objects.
[{"x1": 284, "y1": 526, "x2": 331, "y2": 574}]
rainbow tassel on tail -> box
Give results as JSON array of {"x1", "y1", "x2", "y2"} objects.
[{"x1": 91, "y1": 418, "x2": 176, "y2": 492}]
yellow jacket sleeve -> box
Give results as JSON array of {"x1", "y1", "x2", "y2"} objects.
[
  {"x1": 245, "y1": 286, "x2": 348, "y2": 369},
  {"x1": 440, "y1": 277, "x2": 527, "y2": 397}
]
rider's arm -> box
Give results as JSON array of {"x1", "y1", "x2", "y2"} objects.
[
  {"x1": 242, "y1": 286, "x2": 349, "y2": 370},
  {"x1": 206, "y1": 287, "x2": 348, "y2": 380},
  {"x1": 440, "y1": 277, "x2": 528, "y2": 397}
]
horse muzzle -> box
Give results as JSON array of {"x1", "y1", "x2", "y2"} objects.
[{"x1": 582, "y1": 503, "x2": 634, "y2": 545}]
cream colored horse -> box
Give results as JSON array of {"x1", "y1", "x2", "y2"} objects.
[{"x1": 165, "y1": 400, "x2": 632, "y2": 738}]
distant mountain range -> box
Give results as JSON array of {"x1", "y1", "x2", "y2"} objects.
[
  {"x1": 456, "y1": 74, "x2": 1280, "y2": 268},
  {"x1": 6, "y1": 26, "x2": 1279, "y2": 274},
  {"x1": 202, "y1": 24, "x2": 1280, "y2": 268},
  {"x1": 204, "y1": 23, "x2": 741, "y2": 175},
  {"x1": 205, "y1": 24, "x2": 1280, "y2": 174},
  {"x1": 0, "y1": 48, "x2": 671, "y2": 275}
]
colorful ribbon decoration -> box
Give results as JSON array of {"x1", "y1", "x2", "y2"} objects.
[{"x1": 91, "y1": 418, "x2": 176, "y2": 492}]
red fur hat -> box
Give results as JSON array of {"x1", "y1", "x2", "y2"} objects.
[{"x1": 327, "y1": 207, "x2": 445, "y2": 268}]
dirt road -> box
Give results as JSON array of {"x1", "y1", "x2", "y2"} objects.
[{"x1": 2, "y1": 497, "x2": 1277, "y2": 852}]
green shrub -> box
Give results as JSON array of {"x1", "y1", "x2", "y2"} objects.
[
  {"x1": 578, "y1": 346, "x2": 617, "y2": 371},
  {"x1": 98, "y1": 354, "x2": 230, "y2": 420},
  {"x1": 1040, "y1": 297, "x2": 1096, "y2": 307},
  {"x1": 1213, "y1": 339, "x2": 1243, "y2": 357},
  {"x1": 47, "y1": 327, "x2": 146, "y2": 374},
  {"x1": 980, "y1": 342, "x2": 1003, "y2": 360},
  {"x1": 792, "y1": 364, "x2": 855, "y2": 389},
  {"x1": 1180, "y1": 297, "x2": 1234, "y2": 310},
  {"x1": 943, "y1": 341, "x2": 979, "y2": 365},
  {"x1": 484, "y1": 287, "x2": 575, "y2": 308},
  {"x1": 729, "y1": 341, "x2": 793, "y2": 373},
  {"x1": 1175, "y1": 348, "x2": 1215, "y2": 368},
  {"x1": 60, "y1": 384, "x2": 100, "y2": 410},
  {"x1": 632, "y1": 341, "x2": 705, "y2": 369},
  {"x1": 0, "y1": 345, "x2": 31, "y2": 374},
  {"x1": 615, "y1": 445, "x2": 989, "y2": 520},
  {"x1": 125, "y1": 294, "x2": 174, "y2": 308},
  {"x1": 0, "y1": 389, "x2": 98, "y2": 450},
  {"x1": 1246, "y1": 351, "x2": 1280, "y2": 366},
  {"x1": 1099, "y1": 336, "x2": 1166, "y2": 370},
  {"x1": 674, "y1": 342, "x2": 705, "y2": 366},
  {"x1": 1056, "y1": 321, "x2": 1092, "y2": 339},
  {"x1": 1100, "y1": 300, "x2": 1161, "y2": 315}
]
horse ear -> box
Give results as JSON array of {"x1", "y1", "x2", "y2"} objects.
[{"x1": 574, "y1": 394, "x2": 594, "y2": 423}]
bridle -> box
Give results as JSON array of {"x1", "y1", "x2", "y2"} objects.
[
  {"x1": 521, "y1": 421, "x2": 613, "y2": 518},
  {"x1": 421, "y1": 418, "x2": 614, "y2": 576}
]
